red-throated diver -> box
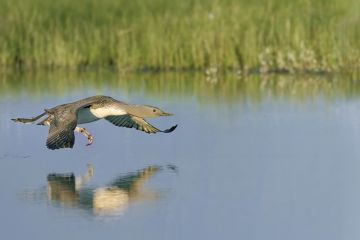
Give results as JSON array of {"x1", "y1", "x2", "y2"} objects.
[{"x1": 12, "y1": 95, "x2": 177, "y2": 150}]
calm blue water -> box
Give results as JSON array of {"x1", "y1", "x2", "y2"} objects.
[{"x1": 1, "y1": 72, "x2": 360, "y2": 240}]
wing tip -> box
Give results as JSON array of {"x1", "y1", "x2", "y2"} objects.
[
  {"x1": 46, "y1": 144, "x2": 74, "y2": 150},
  {"x1": 163, "y1": 124, "x2": 177, "y2": 133},
  {"x1": 46, "y1": 138, "x2": 75, "y2": 150}
]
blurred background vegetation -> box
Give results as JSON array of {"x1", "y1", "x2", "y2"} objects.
[{"x1": 0, "y1": 0, "x2": 359, "y2": 73}]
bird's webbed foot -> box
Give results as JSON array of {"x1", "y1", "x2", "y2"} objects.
[{"x1": 75, "y1": 127, "x2": 94, "y2": 146}]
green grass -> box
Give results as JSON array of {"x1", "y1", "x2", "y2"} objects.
[{"x1": 0, "y1": 0, "x2": 359, "y2": 72}]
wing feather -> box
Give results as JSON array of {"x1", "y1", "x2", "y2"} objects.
[
  {"x1": 46, "y1": 110, "x2": 77, "y2": 150},
  {"x1": 105, "y1": 115, "x2": 177, "y2": 134}
]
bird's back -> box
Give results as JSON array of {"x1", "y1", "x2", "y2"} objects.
[{"x1": 47, "y1": 95, "x2": 116, "y2": 114}]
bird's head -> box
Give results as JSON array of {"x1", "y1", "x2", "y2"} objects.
[{"x1": 142, "y1": 105, "x2": 174, "y2": 118}]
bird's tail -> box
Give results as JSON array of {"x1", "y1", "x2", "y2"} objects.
[{"x1": 11, "y1": 112, "x2": 47, "y2": 124}]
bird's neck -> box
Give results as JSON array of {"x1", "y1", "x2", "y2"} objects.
[{"x1": 123, "y1": 105, "x2": 152, "y2": 118}]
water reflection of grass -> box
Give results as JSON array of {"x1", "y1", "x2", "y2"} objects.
[
  {"x1": 0, "y1": 0, "x2": 359, "y2": 72},
  {"x1": 1, "y1": 70, "x2": 359, "y2": 104}
]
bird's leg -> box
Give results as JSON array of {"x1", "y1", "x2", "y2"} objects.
[{"x1": 75, "y1": 127, "x2": 94, "y2": 146}]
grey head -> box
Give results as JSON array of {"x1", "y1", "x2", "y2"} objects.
[{"x1": 129, "y1": 105, "x2": 173, "y2": 118}]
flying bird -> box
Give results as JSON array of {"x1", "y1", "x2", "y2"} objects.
[{"x1": 12, "y1": 95, "x2": 177, "y2": 150}]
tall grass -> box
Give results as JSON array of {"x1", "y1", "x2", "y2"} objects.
[{"x1": 0, "y1": 0, "x2": 359, "y2": 72}]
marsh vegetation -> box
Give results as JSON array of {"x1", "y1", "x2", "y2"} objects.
[{"x1": 0, "y1": 0, "x2": 359, "y2": 72}]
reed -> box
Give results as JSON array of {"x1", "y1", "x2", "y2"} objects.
[{"x1": 0, "y1": 0, "x2": 359, "y2": 72}]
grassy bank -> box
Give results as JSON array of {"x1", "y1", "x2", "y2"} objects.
[{"x1": 0, "y1": 0, "x2": 359, "y2": 72}]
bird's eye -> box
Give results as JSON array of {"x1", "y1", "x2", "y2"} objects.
[{"x1": 153, "y1": 109, "x2": 156, "y2": 112}]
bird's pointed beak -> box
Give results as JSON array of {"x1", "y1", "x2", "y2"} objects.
[{"x1": 161, "y1": 112, "x2": 174, "y2": 116}]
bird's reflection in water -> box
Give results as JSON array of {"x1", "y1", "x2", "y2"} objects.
[{"x1": 47, "y1": 165, "x2": 171, "y2": 216}]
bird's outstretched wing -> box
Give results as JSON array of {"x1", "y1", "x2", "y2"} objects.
[
  {"x1": 46, "y1": 110, "x2": 77, "y2": 150},
  {"x1": 105, "y1": 115, "x2": 177, "y2": 134}
]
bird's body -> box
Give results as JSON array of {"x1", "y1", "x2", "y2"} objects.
[{"x1": 12, "y1": 95, "x2": 177, "y2": 150}]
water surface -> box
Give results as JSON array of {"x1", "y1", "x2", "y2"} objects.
[{"x1": 1, "y1": 71, "x2": 360, "y2": 240}]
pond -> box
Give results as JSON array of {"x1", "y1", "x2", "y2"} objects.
[{"x1": 1, "y1": 70, "x2": 360, "y2": 240}]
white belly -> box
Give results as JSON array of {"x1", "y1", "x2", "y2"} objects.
[
  {"x1": 89, "y1": 106, "x2": 127, "y2": 119},
  {"x1": 77, "y1": 108, "x2": 100, "y2": 124}
]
